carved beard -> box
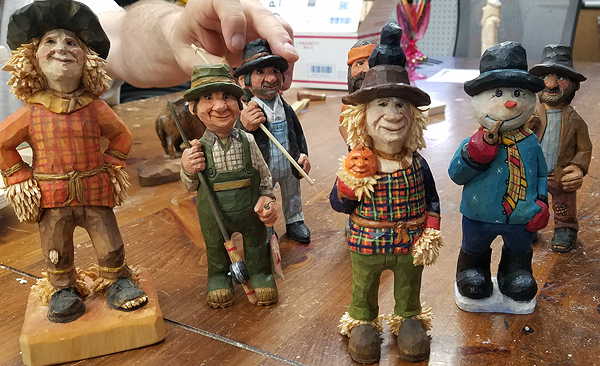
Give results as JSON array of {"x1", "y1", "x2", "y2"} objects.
[
  {"x1": 539, "y1": 85, "x2": 575, "y2": 105},
  {"x1": 348, "y1": 72, "x2": 366, "y2": 93}
]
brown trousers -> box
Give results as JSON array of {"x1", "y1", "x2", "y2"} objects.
[
  {"x1": 39, "y1": 206, "x2": 131, "y2": 288},
  {"x1": 548, "y1": 179, "x2": 578, "y2": 232}
]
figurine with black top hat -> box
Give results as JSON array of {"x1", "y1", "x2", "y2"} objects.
[
  {"x1": 330, "y1": 23, "x2": 442, "y2": 363},
  {"x1": 234, "y1": 39, "x2": 311, "y2": 245},
  {"x1": 0, "y1": 0, "x2": 147, "y2": 323},
  {"x1": 448, "y1": 41, "x2": 549, "y2": 314},
  {"x1": 526, "y1": 44, "x2": 592, "y2": 253}
]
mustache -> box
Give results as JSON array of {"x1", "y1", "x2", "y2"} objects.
[
  {"x1": 543, "y1": 86, "x2": 561, "y2": 94},
  {"x1": 261, "y1": 81, "x2": 280, "y2": 88}
]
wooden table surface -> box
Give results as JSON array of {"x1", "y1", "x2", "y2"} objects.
[{"x1": 1, "y1": 58, "x2": 599, "y2": 366}]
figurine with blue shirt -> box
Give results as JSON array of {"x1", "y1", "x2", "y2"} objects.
[{"x1": 448, "y1": 41, "x2": 549, "y2": 313}]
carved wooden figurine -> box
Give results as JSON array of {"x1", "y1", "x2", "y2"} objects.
[
  {"x1": 0, "y1": 0, "x2": 148, "y2": 324},
  {"x1": 234, "y1": 39, "x2": 311, "y2": 244},
  {"x1": 156, "y1": 98, "x2": 206, "y2": 159},
  {"x1": 526, "y1": 45, "x2": 592, "y2": 253},
  {"x1": 448, "y1": 41, "x2": 549, "y2": 314},
  {"x1": 330, "y1": 23, "x2": 442, "y2": 363},
  {"x1": 180, "y1": 63, "x2": 279, "y2": 308}
]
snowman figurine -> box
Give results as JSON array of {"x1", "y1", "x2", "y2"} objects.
[{"x1": 448, "y1": 41, "x2": 549, "y2": 313}]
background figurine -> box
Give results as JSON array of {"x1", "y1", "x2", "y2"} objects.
[
  {"x1": 527, "y1": 45, "x2": 592, "y2": 253},
  {"x1": 339, "y1": 39, "x2": 377, "y2": 142},
  {"x1": 234, "y1": 39, "x2": 311, "y2": 244},
  {"x1": 156, "y1": 98, "x2": 206, "y2": 160},
  {"x1": 481, "y1": 0, "x2": 502, "y2": 55},
  {"x1": 448, "y1": 41, "x2": 549, "y2": 313},
  {"x1": 180, "y1": 63, "x2": 279, "y2": 308},
  {"x1": 330, "y1": 23, "x2": 442, "y2": 364},
  {"x1": 0, "y1": 0, "x2": 147, "y2": 323}
]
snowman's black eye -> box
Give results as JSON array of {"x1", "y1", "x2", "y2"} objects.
[
  {"x1": 495, "y1": 89, "x2": 502, "y2": 97},
  {"x1": 514, "y1": 90, "x2": 521, "y2": 97}
]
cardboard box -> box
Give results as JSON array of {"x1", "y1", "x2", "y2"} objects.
[{"x1": 260, "y1": 0, "x2": 398, "y2": 90}]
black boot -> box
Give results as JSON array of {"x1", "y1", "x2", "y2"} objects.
[
  {"x1": 456, "y1": 248, "x2": 493, "y2": 299},
  {"x1": 348, "y1": 324, "x2": 381, "y2": 364},
  {"x1": 47, "y1": 287, "x2": 85, "y2": 323},
  {"x1": 497, "y1": 247, "x2": 537, "y2": 302}
]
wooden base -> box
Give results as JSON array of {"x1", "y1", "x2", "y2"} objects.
[
  {"x1": 137, "y1": 155, "x2": 181, "y2": 187},
  {"x1": 19, "y1": 268, "x2": 165, "y2": 366}
]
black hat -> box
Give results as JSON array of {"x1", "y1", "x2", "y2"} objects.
[
  {"x1": 464, "y1": 41, "x2": 545, "y2": 96},
  {"x1": 232, "y1": 39, "x2": 288, "y2": 78},
  {"x1": 529, "y1": 44, "x2": 586, "y2": 82},
  {"x1": 342, "y1": 23, "x2": 430, "y2": 106},
  {"x1": 7, "y1": 0, "x2": 110, "y2": 59}
]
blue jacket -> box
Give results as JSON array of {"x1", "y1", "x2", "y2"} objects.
[{"x1": 448, "y1": 132, "x2": 547, "y2": 225}]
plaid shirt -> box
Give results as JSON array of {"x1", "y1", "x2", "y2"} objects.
[
  {"x1": 348, "y1": 158, "x2": 427, "y2": 254},
  {"x1": 0, "y1": 96, "x2": 132, "y2": 208}
]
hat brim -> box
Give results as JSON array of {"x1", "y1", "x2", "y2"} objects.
[
  {"x1": 342, "y1": 84, "x2": 431, "y2": 107},
  {"x1": 529, "y1": 64, "x2": 586, "y2": 82},
  {"x1": 183, "y1": 82, "x2": 245, "y2": 102},
  {"x1": 233, "y1": 55, "x2": 289, "y2": 78},
  {"x1": 464, "y1": 69, "x2": 545, "y2": 96},
  {"x1": 7, "y1": 0, "x2": 110, "y2": 59}
]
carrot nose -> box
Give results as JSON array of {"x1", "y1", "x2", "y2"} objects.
[{"x1": 505, "y1": 101, "x2": 517, "y2": 108}]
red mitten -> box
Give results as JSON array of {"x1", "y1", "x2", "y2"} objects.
[
  {"x1": 337, "y1": 177, "x2": 357, "y2": 199},
  {"x1": 525, "y1": 200, "x2": 550, "y2": 232},
  {"x1": 467, "y1": 129, "x2": 499, "y2": 165},
  {"x1": 426, "y1": 215, "x2": 440, "y2": 231}
]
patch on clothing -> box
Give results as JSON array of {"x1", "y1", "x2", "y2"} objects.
[{"x1": 554, "y1": 203, "x2": 569, "y2": 217}]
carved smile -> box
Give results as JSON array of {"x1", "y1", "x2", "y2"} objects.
[{"x1": 485, "y1": 113, "x2": 523, "y2": 123}]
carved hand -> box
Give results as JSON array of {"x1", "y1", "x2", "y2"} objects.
[
  {"x1": 561, "y1": 165, "x2": 584, "y2": 192},
  {"x1": 181, "y1": 139, "x2": 205, "y2": 174}
]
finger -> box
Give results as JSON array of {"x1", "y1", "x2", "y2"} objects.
[{"x1": 212, "y1": 0, "x2": 247, "y2": 52}]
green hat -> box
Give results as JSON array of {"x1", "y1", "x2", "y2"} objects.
[{"x1": 183, "y1": 63, "x2": 245, "y2": 102}]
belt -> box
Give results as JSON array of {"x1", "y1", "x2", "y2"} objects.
[
  {"x1": 350, "y1": 213, "x2": 427, "y2": 243},
  {"x1": 34, "y1": 165, "x2": 107, "y2": 206}
]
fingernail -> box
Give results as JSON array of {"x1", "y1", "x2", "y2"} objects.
[
  {"x1": 232, "y1": 34, "x2": 245, "y2": 51},
  {"x1": 284, "y1": 42, "x2": 298, "y2": 57}
]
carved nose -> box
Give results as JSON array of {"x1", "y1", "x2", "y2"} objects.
[{"x1": 505, "y1": 101, "x2": 517, "y2": 108}]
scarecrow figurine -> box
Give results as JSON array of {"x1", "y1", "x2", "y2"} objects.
[
  {"x1": 526, "y1": 45, "x2": 592, "y2": 253},
  {"x1": 448, "y1": 41, "x2": 549, "y2": 313},
  {"x1": 234, "y1": 39, "x2": 311, "y2": 244},
  {"x1": 0, "y1": 0, "x2": 147, "y2": 323},
  {"x1": 330, "y1": 23, "x2": 442, "y2": 363},
  {"x1": 180, "y1": 63, "x2": 279, "y2": 308}
]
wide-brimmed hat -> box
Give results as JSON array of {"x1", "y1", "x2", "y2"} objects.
[
  {"x1": 342, "y1": 23, "x2": 430, "y2": 106},
  {"x1": 464, "y1": 41, "x2": 545, "y2": 96},
  {"x1": 7, "y1": 0, "x2": 110, "y2": 59},
  {"x1": 232, "y1": 39, "x2": 288, "y2": 78},
  {"x1": 529, "y1": 44, "x2": 586, "y2": 82},
  {"x1": 183, "y1": 63, "x2": 244, "y2": 102}
]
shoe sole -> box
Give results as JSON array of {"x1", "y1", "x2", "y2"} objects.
[{"x1": 47, "y1": 303, "x2": 86, "y2": 323}]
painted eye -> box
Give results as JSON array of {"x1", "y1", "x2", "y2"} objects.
[
  {"x1": 378, "y1": 101, "x2": 388, "y2": 107},
  {"x1": 396, "y1": 102, "x2": 404, "y2": 109},
  {"x1": 495, "y1": 89, "x2": 502, "y2": 97},
  {"x1": 513, "y1": 90, "x2": 521, "y2": 97}
]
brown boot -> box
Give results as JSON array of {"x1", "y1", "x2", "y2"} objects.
[
  {"x1": 397, "y1": 318, "x2": 430, "y2": 362},
  {"x1": 348, "y1": 324, "x2": 381, "y2": 364},
  {"x1": 207, "y1": 289, "x2": 234, "y2": 308},
  {"x1": 255, "y1": 287, "x2": 278, "y2": 306}
]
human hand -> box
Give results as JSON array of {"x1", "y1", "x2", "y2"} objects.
[
  {"x1": 240, "y1": 101, "x2": 266, "y2": 131},
  {"x1": 525, "y1": 200, "x2": 550, "y2": 232},
  {"x1": 254, "y1": 195, "x2": 278, "y2": 227},
  {"x1": 298, "y1": 153, "x2": 311, "y2": 174},
  {"x1": 561, "y1": 165, "x2": 584, "y2": 192},
  {"x1": 467, "y1": 128, "x2": 499, "y2": 165},
  {"x1": 181, "y1": 139, "x2": 205, "y2": 174},
  {"x1": 173, "y1": 0, "x2": 298, "y2": 90}
]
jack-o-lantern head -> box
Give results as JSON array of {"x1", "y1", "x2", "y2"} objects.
[{"x1": 345, "y1": 147, "x2": 377, "y2": 178}]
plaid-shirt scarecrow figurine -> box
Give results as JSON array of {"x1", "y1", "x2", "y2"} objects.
[
  {"x1": 0, "y1": 0, "x2": 147, "y2": 323},
  {"x1": 234, "y1": 39, "x2": 311, "y2": 244},
  {"x1": 180, "y1": 63, "x2": 279, "y2": 308},
  {"x1": 448, "y1": 42, "x2": 549, "y2": 313},
  {"x1": 329, "y1": 23, "x2": 442, "y2": 364}
]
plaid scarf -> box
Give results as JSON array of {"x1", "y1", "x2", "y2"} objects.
[{"x1": 499, "y1": 127, "x2": 532, "y2": 221}]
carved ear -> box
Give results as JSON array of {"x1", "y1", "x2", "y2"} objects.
[{"x1": 188, "y1": 101, "x2": 197, "y2": 115}]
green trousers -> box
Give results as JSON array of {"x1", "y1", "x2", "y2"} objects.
[{"x1": 348, "y1": 250, "x2": 423, "y2": 321}]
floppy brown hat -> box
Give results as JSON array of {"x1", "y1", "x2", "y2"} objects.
[{"x1": 7, "y1": 0, "x2": 110, "y2": 59}]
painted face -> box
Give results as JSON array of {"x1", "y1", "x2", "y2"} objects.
[
  {"x1": 538, "y1": 73, "x2": 575, "y2": 106},
  {"x1": 36, "y1": 29, "x2": 85, "y2": 83},
  {"x1": 471, "y1": 87, "x2": 536, "y2": 131},
  {"x1": 190, "y1": 91, "x2": 240, "y2": 138},
  {"x1": 348, "y1": 58, "x2": 369, "y2": 93},
  {"x1": 247, "y1": 66, "x2": 283, "y2": 100},
  {"x1": 365, "y1": 97, "x2": 413, "y2": 148},
  {"x1": 345, "y1": 147, "x2": 378, "y2": 177}
]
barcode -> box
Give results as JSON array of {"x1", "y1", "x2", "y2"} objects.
[
  {"x1": 309, "y1": 65, "x2": 334, "y2": 76},
  {"x1": 330, "y1": 17, "x2": 351, "y2": 24}
]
